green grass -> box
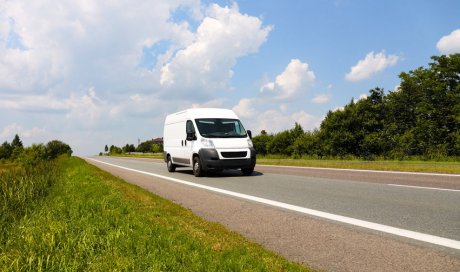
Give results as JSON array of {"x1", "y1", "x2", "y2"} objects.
[
  {"x1": 0, "y1": 160, "x2": 60, "y2": 241},
  {"x1": 0, "y1": 157, "x2": 310, "y2": 271},
  {"x1": 0, "y1": 162, "x2": 19, "y2": 172},
  {"x1": 107, "y1": 153, "x2": 460, "y2": 174},
  {"x1": 258, "y1": 156, "x2": 460, "y2": 174},
  {"x1": 108, "y1": 153, "x2": 164, "y2": 159}
]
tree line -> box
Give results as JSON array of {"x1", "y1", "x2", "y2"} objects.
[
  {"x1": 0, "y1": 134, "x2": 73, "y2": 165},
  {"x1": 252, "y1": 54, "x2": 460, "y2": 160},
  {"x1": 103, "y1": 140, "x2": 163, "y2": 156}
]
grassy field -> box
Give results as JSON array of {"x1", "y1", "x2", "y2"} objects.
[
  {"x1": 105, "y1": 153, "x2": 460, "y2": 174},
  {"x1": 0, "y1": 162, "x2": 19, "y2": 173},
  {"x1": 0, "y1": 157, "x2": 309, "y2": 271},
  {"x1": 110, "y1": 153, "x2": 163, "y2": 159},
  {"x1": 257, "y1": 156, "x2": 460, "y2": 174}
]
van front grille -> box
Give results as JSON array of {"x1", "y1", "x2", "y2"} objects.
[{"x1": 221, "y1": 151, "x2": 247, "y2": 158}]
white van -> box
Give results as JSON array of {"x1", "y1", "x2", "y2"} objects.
[{"x1": 163, "y1": 108, "x2": 256, "y2": 177}]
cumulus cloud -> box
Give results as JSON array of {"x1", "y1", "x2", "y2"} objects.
[
  {"x1": 0, "y1": 0, "x2": 201, "y2": 94},
  {"x1": 0, "y1": 1, "x2": 275, "y2": 154},
  {"x1": 260, "y1": 59, "x2": 315, "y2": 99},
  {"x1": 345, "y1": 51, "x2": 400, "y2": 82},
  {"x1": 191, "y1": 98, "x2": 225, "y2": 109},
  {"x1": 437, "y1": 29, "x2": 460, "y2": 54},
  {"x1": 160, "y1": 3, "x2": 271, "y2": 94},
  {"x1": 232, "y1": 98, "x2": 256, "y2": 118},
  {"x1": 232, "y1": 98, "x2": 322, "y2": 135},
  {"x1": 353, "y1": 93, "x2": 368, "y2": 103},
  {"x1": 312, "y1": 93, "x2": 331, "y2": 104},
  {"x1": 0, "y1": 123, "x2": 46, "y2": 139},
  {"x1": 250, "y1": 110, "x2": 321, "y2": 134}
]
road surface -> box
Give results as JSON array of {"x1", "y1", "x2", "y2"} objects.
[{"x1": 86, "y1": 156, "x2": 460, "y2": 272}]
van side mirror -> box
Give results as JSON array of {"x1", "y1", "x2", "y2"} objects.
[
  {"x1": 247, "y1": 130, "x2": 252, "y2": 139},
  {"x1": 186, "y1": 131, "x2": 196, "y2": 141}
]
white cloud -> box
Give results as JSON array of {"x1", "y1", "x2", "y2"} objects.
[
  {"x1": 437, "y1": 29, "x2": 460, "y2": 54},
  {"x1": 250, "y1": 110, "x2": 322, "y2": 135},
  {"x1": 333, "y1": 106, "x2": 344, "y2": 112},
  {"x1": 160, "y1": 3, "x2": 271, "y2": 94},
  {"x1": 232, "y1": 98, "x2": 256, "y2": 118},
  {"x1": 0, "y1": 0, "x2": 201, "y2": 94},
  {"x1": 345, "y1": 51, "x2": 400, "y2": 82},
  {"x1": 353, "y1": 93, "x2": 368, "y2": 103},
  {"x1": 260, "y1": 59, "x2": 315, "y2": 99},
  {"x1": 312, "y1": 93, "x2": 331, "y2": 104},
  {"x1": 191, "y1": 98, "x2": 225, "y2": 109},
  {"x1": 1, "y1": 123, "x2": 46, "y2": 140}
]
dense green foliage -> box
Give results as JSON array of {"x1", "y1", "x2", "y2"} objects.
[
  {"x1": 253, "y1": 54, "x2": 460, "y2": 160},
  {"x1": 0, "y1": 135, "x2": 72, "y2": 163},
  {"x1": 0, "y1": 158, "x2": 309, "y2": 271},
  {"x1": 106, "y1": 140, "x2": 163, "y2": 155}
]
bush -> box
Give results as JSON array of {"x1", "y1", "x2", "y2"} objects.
[{"x1": 45, "y1": 140, "x2": 73, "y2": 159}]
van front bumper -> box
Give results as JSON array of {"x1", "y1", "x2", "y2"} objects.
[{"x1": 198, "y1": 148, "x2": 256, "y2": 171}]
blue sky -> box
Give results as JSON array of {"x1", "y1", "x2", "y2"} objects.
[{"x1": 1, "y1": 0, "x2": 459, "y2": 155}]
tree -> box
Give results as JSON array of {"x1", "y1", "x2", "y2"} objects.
[
  {"x1": 136, "y1": 140, "x2": 155, "y2": 153},
  {"x1": 151, "y1": 143, "x2": 163, "y2": 153},
  {"x1": 122, "y1": 143, "x2": 136, "y2": 153},
  {"x1": 19, "y1": 143, "x2": 47, "y2": 166},
  {"x1": 0, "y1": 141, "x2": 13, "y2": 160},
  {"x1": 105, "y1": 145, "x2": 108, "y2": 153},
  {"x1": 291, "y1": 130, "x2": 319, "y2": 157},
  {"x1": 10, "y1": 134, "x2": 24, "y2": 160},
  {"x1": 386, "y1": 54, "x2": 460, "y2": 157},
  {"x1": 109, "y1": 145, "x2": 122, "y2": 154},
  {"x1": 267, "y1": 130, "x2": 293, "y2": 155},
  {"x1": 11, "y1": 134, "x2": 23, "y2": 149},
  {"x1": 252, "y1": 133, "x2": 273, "y2": 156},
  {"x1": 45, "y1": 140, "x2": 73, "y2": 159}
]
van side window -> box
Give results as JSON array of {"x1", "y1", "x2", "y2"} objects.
[{"x1": 186, "y1": 120, "x2": 195, "y2": 134}]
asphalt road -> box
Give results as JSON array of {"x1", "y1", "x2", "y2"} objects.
[{"x1": 86, "y1": 156, "x2": 460, "y2": 271}]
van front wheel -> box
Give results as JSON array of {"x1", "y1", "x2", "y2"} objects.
[
  {"x1": 241, "y1": 167, "x2": 254, "y2": 176},
  {"x1": 193, "y1": 156, "x2": 204, "y2": 177},
  {"x1": 167, "y1": 156, "x2": 176, "y2": 172}
]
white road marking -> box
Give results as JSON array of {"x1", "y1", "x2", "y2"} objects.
[
  {"x1": 388, "y1": 184, "x2": 460, "y2": 192},
  {"x1": 87, "y1": 157, "x2": 460, "y2": 251},
  {"x1": 258, "y1": 164, "x2": 460, "y2": 177}
]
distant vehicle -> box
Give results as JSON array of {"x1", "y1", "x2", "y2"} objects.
[{"x1": 163, "y1": 108, "x2": 256, "y2": 177}]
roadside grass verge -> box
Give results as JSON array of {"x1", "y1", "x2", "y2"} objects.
[
  {"x1": 0, "y1": 162, "x2": 19, "y2": 173},
  {"x1": 0, "y1": 160, "x2": 60, "y2": 242},
  {"x1": 107, "y1": 153, "x2": 460, "y2": 174},
  {"x1": 258, "y1": 156, "x2": 460, "y2": 174},
  {"x1": 0, "y1": 157, "x2": 309, "y2": 271},
  {"x1": 108, "y1": 153, "x2": 163, "y2": 159}
]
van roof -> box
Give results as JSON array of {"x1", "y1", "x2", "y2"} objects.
[{"x1": 165, "y1": 108, "x2": 239, "y2": 124}]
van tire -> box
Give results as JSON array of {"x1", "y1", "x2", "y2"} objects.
[
  {"x1": 193, "y1": 156, "x2": 204, "y2": 177},
  {"x1": 167, "y1": 155, "x2": 176, "y2": 172},
  {"x1": 241, "y1": 167, "x2": 254, "y2": 176}
]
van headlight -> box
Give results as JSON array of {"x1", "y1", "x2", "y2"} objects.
[
  {"x1": 247, "y1": 139, "x2": 253, "y2": 148},
  {"x1": 201, "y1": 138, "x2": 215, "y2": 148}
]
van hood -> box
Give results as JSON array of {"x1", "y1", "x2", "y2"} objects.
[{"x1": 210, "y1": 138, "x2": 249, "y2": 149}]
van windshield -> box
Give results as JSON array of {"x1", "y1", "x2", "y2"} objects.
[{"x1": 195, "y1": 118, "x2": 247, "y2": 138}]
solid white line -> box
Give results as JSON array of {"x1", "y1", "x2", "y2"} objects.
[
  {"x1": 257, "y1": 164, "x2": 460, "y2": 177},
  {"x1": 87, "y1": 157, "x2": 460, "y2": 251},
  {"x1": 387, "y1": 184, "x2": 460, "y2": 192}
]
